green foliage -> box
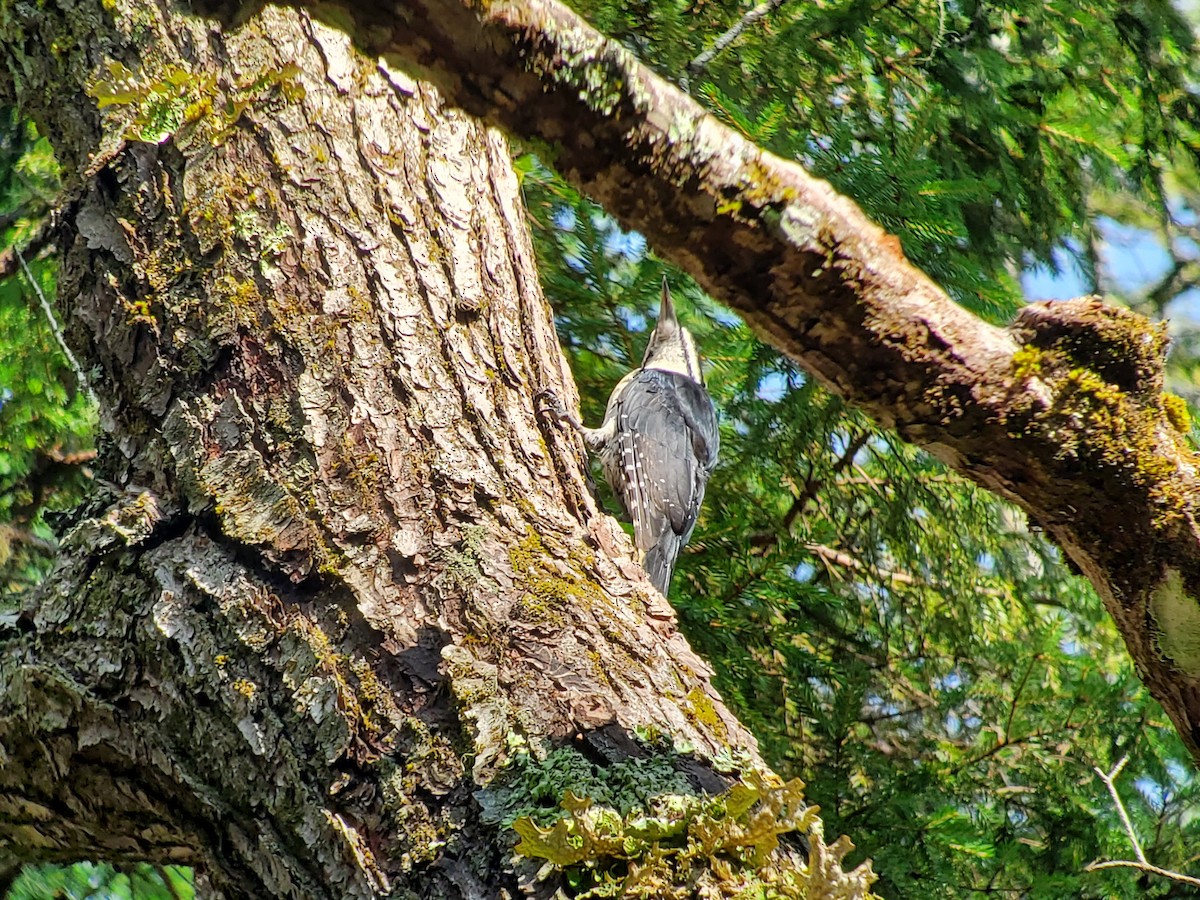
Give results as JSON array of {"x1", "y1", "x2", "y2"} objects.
[
  {"x1": 0, "y1": 112, "x2": 94, "y2": 595},
  {"x1": 6, "y1": 862, "x2": 193, "y2": 900}
]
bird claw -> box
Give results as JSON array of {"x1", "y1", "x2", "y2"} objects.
[{"x1": 534, "y1": 388, "x2": 569, "y2": 427}]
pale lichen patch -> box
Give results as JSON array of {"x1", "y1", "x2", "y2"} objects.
[{"x1": 1151, "y1": 569, "x2": 1200, "y2": 676}]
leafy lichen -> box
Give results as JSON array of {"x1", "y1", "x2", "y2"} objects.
[
  {"x1": 478, "y1": 744, "x2": 694, "y2": 830},
  {"x1": 474, "y1": 740, "x2": 875, "y2": 898},
  {"x1": 508, "y1": 767, "x2": 877, "y2": 899}
]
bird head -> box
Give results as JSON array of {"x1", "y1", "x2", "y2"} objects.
[{"x1": 642, "y1": 278, "x2": 702, "y2": 383}]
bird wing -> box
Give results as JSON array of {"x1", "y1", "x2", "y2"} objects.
[{"x1": 605, "y1": 369, "x2": 718, "y2": 561}]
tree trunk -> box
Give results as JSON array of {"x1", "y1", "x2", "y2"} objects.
[{"x1": 0, "y1": 3, "x2": 872, "y2": 897}]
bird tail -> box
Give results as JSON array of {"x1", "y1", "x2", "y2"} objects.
[{"x1": 643, "y1": 531, "x2": 683, "y2": 596}]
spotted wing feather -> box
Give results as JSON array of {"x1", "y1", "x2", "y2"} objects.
[{"x1": 602, "y1": 369, "x2": 718, "y2": 595}]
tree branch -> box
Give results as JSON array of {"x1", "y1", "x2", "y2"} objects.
[
  {"x1": 16, "y1": 243, "x2": 97, "y2": 407},
  {"x1": 1086, "y1": 756, "x2": 1200, "y2": 888},
  {"x1": 680, "y1": 0, "x2": 786, "y2": 92}
]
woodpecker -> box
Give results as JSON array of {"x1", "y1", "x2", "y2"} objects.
[{"x1": 540, "y1": 279, "x2": 719, "y2": 596}]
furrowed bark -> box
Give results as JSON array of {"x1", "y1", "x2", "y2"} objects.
[
  {"x1": 279, "y1": 0, "x2": 1200, "y2": 760},
  {"x1": 0, "y1": 2, "x2": 877, "y2": 896}
]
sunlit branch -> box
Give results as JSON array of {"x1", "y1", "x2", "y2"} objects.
[
  {"x1": 17, "y1": 244, "x2": 97, "y2": 407},
  {"x1": 681, "y1": 0, "x2": 786, "y2": 92},
  {"x1": 1085, "y1": 756, "x2": 1200, "y2": 888}
]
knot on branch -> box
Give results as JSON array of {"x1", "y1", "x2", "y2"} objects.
[
  {"x1": 1002, "y1": 297, "x2": 1196, "y2": 540},
  {"x1": 1013, "y1": 297, "x2": 1168, "y2": 396}
]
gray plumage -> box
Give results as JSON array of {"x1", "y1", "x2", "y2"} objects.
[{"x1": 541, "y1": 279, "x2": 718, "y2": 595}]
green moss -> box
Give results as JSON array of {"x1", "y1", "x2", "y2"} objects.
[
  {"x1": 516, "y1": 578, "x2": 571, "y2": 626},
  {"x1": 508, "y1": 527, "x2": 605, "y2": 628},
  {"x1": 509, "y1": 529, "x2": 546, "y2": 574},
  {"x1": 89, "y1": 55, "x2": 303, "y2": 149},
  {"x1": 1011, "y1": 345, "x2": 1043, "y2": 379},
  {"x1": 1007, "y1": 302, "x2": 1192, "y2": 528},
  {"x1": 1048, "y1": 368, "x2": 1182, "y2": 521},
  {"x1": 1163, "y1": 392, "x2": 1191, "y2": 433},
  {"x1": 213, "y1": 272, "x2": 263, "y2": 330}
]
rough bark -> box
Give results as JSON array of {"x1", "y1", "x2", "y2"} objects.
[
  {"x1": 272, "y1": 0, "x2": 1200, "y2": 762},
  {"x1": 0, "y1": 2, "x2": 874, "y2": 897}
]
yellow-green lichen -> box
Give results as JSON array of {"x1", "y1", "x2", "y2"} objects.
[
  {"x1": 89, "y1": 57, "x2": 303, "y2": 149},
  {"x1": 509, "y1": 528, "x2": 604, "y2": 628},
  {"x1": 213, "y1": 272, "x2": 263, "y2": 331},
  {"x1": 1163, "y1": 392, "x2": 1191, "y2": 434},
  {"x1": 509, "y1": 529, "x2": 546, "y2": 575},
  {"x1": 684, "y1": 686, "x2": 728, "y2": 741},
  {"x1": 99, "y1": 490, "x2": 165, "y2": 544},
  {"x1": 1150, "y1": 568, "x2": 1200, "y2": 677},
  {"x1": 349, "y1": 655, "x2": 387, "y2": 706},
  {"x1": 442, "y1": 642, "x2": 517, "y2": 780},
  {"x1": 740, "y1": 157, "x2": 799, "y2": 210},
  {"x1": 89, "y1": 60, "x2": 216, "y2": 144},
  {"x1": 1011, "y1": 345, "x2": 1044, "y2": 380},
  {"x1": 503, "y1": 763, "x2": 876, "y2": 899},
  {"x1": 374, "y1": 722, "x2": 464, "y2": 870},
  {"x1": 285, "y1": 615, "x2": 388, "y2": 746},
  {"x1": 1010, "y1": 336, "x2": 1188, "y2": 526}
]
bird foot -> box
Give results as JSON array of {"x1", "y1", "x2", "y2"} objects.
[{"x1": 534, "y1": 388, "x2": 575, "y2": 429}]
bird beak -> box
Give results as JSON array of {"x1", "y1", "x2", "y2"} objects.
[{"x1": 659, "y1": 276, "x2": 678, "y2": 328}]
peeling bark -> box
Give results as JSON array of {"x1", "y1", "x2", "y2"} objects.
[
  {"x1": 0, "y1": 3, "x2": 875, "y2": 896},
  {"x1": 273, "y1": 0, "x2": 1200, "y2": 762}
]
